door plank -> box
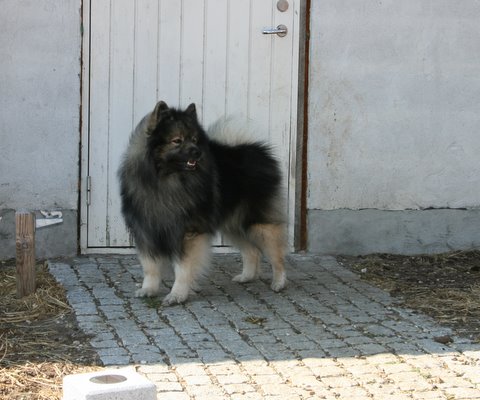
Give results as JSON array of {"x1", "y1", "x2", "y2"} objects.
[
  {"x1": 180, "y1": 0, "x2": 205, "y2": 112},
  {"x1": 270, "y1": 0, "x2": 295, "y2": 162},
  {"x1": 87, "y1": 0, "x2": 111, "y2": 247},
  {"x1": 107, "y1": 0, "x2": 135, "y2": 246},
  {"x1": 225, "y1": 0, "x2": 251, "y2": 118},
  {"x1": 248, "y1": 0, "x2": 273, "y2": 138},
  {"x1": 158, "y1": 0, "x2": 182, "y2": 105},
  {"x1": 133, "y1": 0, "x2": 159, "y2": 123},
  {"x1": 203, "y1": 0, "x2": 228, "y2": 124}
]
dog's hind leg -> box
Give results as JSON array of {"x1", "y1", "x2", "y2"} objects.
[
  {"x1": 162, "y1": 233, "x2": 212, "y2": 306},
  {"x1": 135, "y1": 253, "x2": 165, "y2": 297},
  {"x1": 248, "y1": 223, "x2": 287, "y2": 292},
  {"x1": 229, "y1": 236, "x2": 261, "y2": 284}
]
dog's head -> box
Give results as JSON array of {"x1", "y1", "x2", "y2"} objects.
[{"x1": 146, "y1": 101, "x2": 208, "y2": 174}]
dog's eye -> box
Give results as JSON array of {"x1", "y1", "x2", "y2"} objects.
[
  {"x1": 191, "y1": 137, "x2": 198, "y2": 144},
  {"x1": 171, "y1": 138, "x2": 183, "y2": 145}
]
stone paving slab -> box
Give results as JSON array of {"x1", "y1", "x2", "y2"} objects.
[{"x1": 49, "y1": 254, "x2": 480, "y2": 399}]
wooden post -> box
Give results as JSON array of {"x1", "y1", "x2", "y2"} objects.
[{"x1": 15, "y1": 210, "x2": 36, "y2": 298}]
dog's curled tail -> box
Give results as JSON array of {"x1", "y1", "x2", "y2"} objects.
[{"x1": 207, "y1": 118, "x2": 264, "y2": 146}]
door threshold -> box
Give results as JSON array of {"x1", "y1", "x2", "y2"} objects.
[{"x1": 81, "y1": 246, "x2": 238, "y2": 255}]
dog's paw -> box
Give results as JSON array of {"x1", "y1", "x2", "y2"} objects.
[
  {"x1": 162, "y1": 291, "x2": 189, "y2": 306},
  {"x1": 232, "y1": 273, "x2": 256, "y2": 283},
  {"x1": 190, "y1": 281, "x2": 202, "y2": 293},
  {"x1": 271, "y1": 274, "x2": 287, "y2": 292},
  {"x1": 135, "y1": 287, "x2": 160, "y2": 298}
]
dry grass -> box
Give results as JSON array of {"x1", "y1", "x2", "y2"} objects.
[
  {"x1": 0, "y1": 361, "x2": 100, "y2": 400},
  {"x1": 397, "y1": 284, "x2": 480, "y2": 333},
  {"x1": 0, "y1": 262, "x2": 70, "y2": 324},
  {"x1": 0, "y1": 261, "x2": 101, "y2": 400},
  {"x1": 341, "y1": 250, "x2": 480, "y2": 340}
]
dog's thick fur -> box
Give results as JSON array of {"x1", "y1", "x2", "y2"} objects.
[{"x1": 118, "y1": 101, "x2": 286, "y2": 305}]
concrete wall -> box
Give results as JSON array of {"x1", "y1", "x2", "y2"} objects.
[
  {"x1": 0, "y1": 0, "x2": 81, "y2": 258},
  {"x1": 307, "y1": 1, "x2": 480, "y2": 254},
  {"x1": 2, "y1": 1, "x2": 480, "y2": 258}
]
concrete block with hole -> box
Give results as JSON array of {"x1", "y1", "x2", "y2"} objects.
[{"x1": 63, "y1": 367, "x2": 156, "y2": 400}]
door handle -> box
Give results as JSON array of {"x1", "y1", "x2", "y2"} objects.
[{"x1": 262, "y1": 24, "x2": 288, "y2": 37}]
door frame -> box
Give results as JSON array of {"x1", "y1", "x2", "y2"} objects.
[{"x1": 79, "y1": 0, "x2": 307, "y2": 254}]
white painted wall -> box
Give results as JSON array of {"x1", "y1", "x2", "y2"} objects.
[
  {"x1": 308, "y1": 1, "x2": 480, "y2": 211},
  {"x1": 0, "y1": 0, "x2": 81, "y2": 258},
  {"x1": 0, "y1": 0, "x2": 81, "y2": 210},
  {"x1": 2, "y1": 0, "x2": 479, "y2": 257}
]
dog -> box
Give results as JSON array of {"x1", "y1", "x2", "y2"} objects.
[{"x1": 118, "y1": 101, "x2": 286, "y2": 305}]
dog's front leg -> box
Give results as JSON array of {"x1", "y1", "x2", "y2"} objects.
[
  {"x1": 135, "y1": 253, "x2": 164, "y2": 297},
  {"x1": 162, "y1": 233, "x2": 212, "y2": 306}
]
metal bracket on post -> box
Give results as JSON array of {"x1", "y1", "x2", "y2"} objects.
[{"x1": 36, "y1": 211, "x2": 63, "y2": 229}]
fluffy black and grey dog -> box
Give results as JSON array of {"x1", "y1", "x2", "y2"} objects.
[{"x1": 118, "y1": 101, "x2": 286, "y2": 305}]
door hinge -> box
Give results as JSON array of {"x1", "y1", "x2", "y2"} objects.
[{"x1": 86, "y1": 176, "x2": 92, "y2": 206}]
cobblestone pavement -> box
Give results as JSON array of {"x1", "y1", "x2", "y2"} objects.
[{"x1": 49, "y1": 254, "x2": 480, "y2": 400}]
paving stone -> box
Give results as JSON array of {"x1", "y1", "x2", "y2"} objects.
[
  {"x1": 442, "y1": 386, "x2": 480, "y2": 399},
  {"x1": 251, "y1": 374, "x2": 284, "y2": 385},
  {"x1": 320, "y1": 375, "x2": 357, "y2": 388},
  {"x1": 230, "y1": 393, "x2": 263, "y2": 400},
  {"x1": 182, "y1": 374, "x2": 212, "y2": 386},
  {"x1": 222, "y1": 383, "x2": 256, "y2": 395},
  {"x1": 354, "y1": 342, "x2": 390, "y2": 356},
  {"x1": 131, "y1": 353, "x2": 164, "y2": 364},
  {"x1": 73, "y1": 302, "x2": 99, "y2": 315},
  {"x1": 154, "y1": 381, "x2": 184, "y2": 392},
  {"x1": 297, "y1": 350, "x2": 328, "y2": 365},
  {"x1": 95, "y1": 347, "x2": 129, "y2": 358},
  {"x1": 90, "y1": 339, "x2": 120, "y2": 349},
  {"x1": 116, "y1": 332, "x2": 151, "y2": 346},
  {"x1": 380, "y1": 362, "x2": 415, "y2": 375},
  {"x1": 344, "y1": 335, "x2": 376, "y2": 346},
  {"x1": 216, "y1": 373, "x2": 249, "y2": 385},
  {"x1": 411, "y1": 391, "x2": 445, "y2": 399},
  {"x1": 48, "y1": 254, "x2": 480, "y2": 400},
  {"x1": 391, "y1": 372, "x2": 434, "y2": 391},
  {"x1": 98, "y1": 355, "x2": 131, "y2": 366},
  {"x1": 325, "y1": 346, "x2": 362, "y2": 358},
  {"x1": 139, "y1": 371, "x2": 175, "y2": 382},
  {"x1": 184, "y1": 384, "x2": 226, "y2": 399},
  {"x1": 155, "y1": 392, "x2": 190, "y2": 400},
  {"x1": 332, "y1": 385, "x2": 371, "y2": 399}
]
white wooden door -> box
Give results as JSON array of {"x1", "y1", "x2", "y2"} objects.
[{"x1": 81, "y1": 0, "x2": 300, "y2": 252}]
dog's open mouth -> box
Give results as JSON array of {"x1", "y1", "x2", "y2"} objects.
[{"x1": 185, "y1": 159, "x2": 197, "y2": 170}]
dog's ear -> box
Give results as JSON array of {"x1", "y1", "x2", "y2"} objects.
[
  {"x1": 147, "y1": 101, "x2": 170, "y2": 133},
  {"x1": 185, "y1": 103, "x2": 197, "y2": 120},
  {"x1": 153, "y1": 100, "x2": 169, "y2": 117},
  {"x1": 152, "y1": 101, "x2": 170, "y2": 123}
]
